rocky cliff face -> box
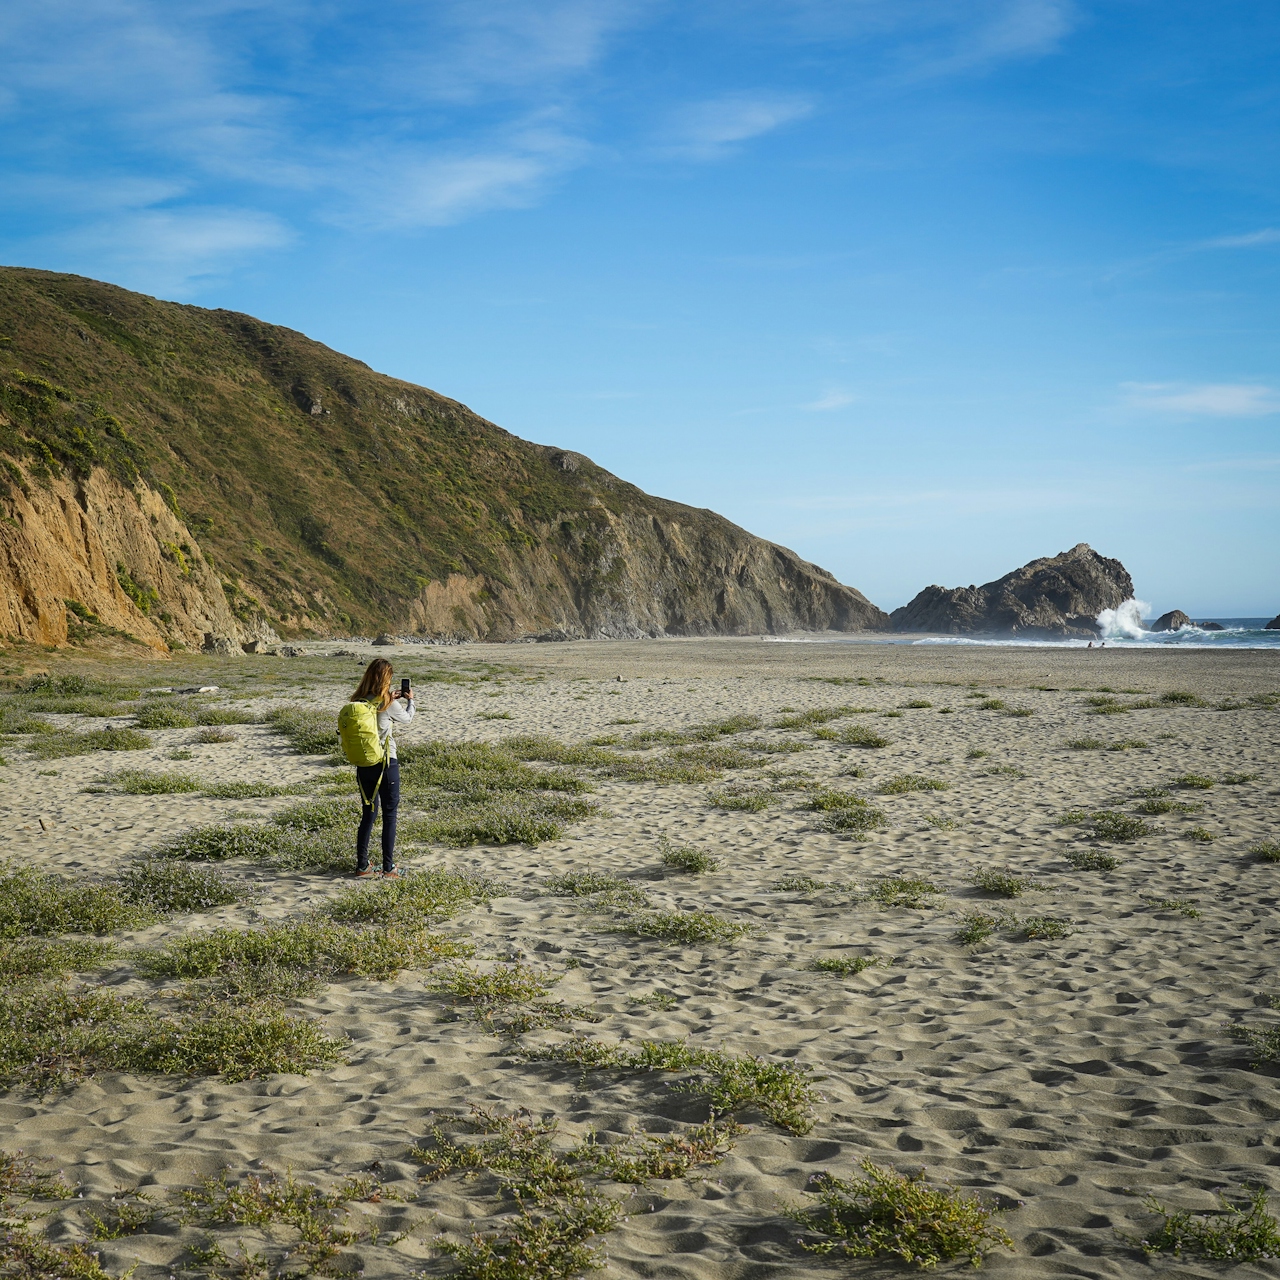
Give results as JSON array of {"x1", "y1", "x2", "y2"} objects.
[
  {"x1": 0, "y1": 450, "x2": 272, "y2": 651},
  {"x1": 889, "y1": 543, "x2": 1133, "y2": 638},
  {"x1": 0, "y1": 267, "x2": 886, "y2": 649}
]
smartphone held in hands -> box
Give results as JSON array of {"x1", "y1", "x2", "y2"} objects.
[{"x1": 400, "y1": 677, "x2": 411, "y2": 700}]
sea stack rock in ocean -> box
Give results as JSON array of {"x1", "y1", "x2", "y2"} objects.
[
  {"x1": 1267, "y1": 614, "x2": 1280, "y2": 630},
  {"x1": 1151, "y1": 610, "x2": 1191, "y2": 632},
  {"x1": 890, "y1": 543, "x2": 1133, "y2": 638}
]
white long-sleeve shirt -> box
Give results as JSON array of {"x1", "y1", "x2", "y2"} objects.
[{"x1": 377, "y1": 696, "x2": 415, "y2": 760}]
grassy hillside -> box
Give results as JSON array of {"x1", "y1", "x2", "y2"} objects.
[{"x1": 0, "y1": 267, "x2": 884, "y2": 641}]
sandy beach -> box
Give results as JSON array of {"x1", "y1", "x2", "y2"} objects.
[{"x1": 3, "y1": 635, "x2": 1279, "y2": 1279}]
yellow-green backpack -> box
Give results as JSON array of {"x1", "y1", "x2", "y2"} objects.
[{"x1": 338, "y1": 699, "x2": 385, "y2": 768}]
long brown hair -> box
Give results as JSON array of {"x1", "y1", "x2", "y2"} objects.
[{"x1": 352, "y1": 658, "x2": 393, "y2": 710}]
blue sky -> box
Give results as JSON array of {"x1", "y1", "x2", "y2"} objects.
[{"x1": 3, "y1": 1, "x2": 1278, "y2": 615}]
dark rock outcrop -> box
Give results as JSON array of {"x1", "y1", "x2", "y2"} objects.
[
  {"x1": 1197, "y1": 621, "x2": 1225, "y2": 631},
  {"x1": 1266, "y1": 615, "x2": 1280, "y2": 630},
  {"x1": 890, "y1": 543, "x2": 1133, "y2": 638},
  {"x1": 1151, "y1": 610, "x2": 1191, "y2": 632}
]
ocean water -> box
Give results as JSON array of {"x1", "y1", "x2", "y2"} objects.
[
  {"x1": 915, "y1": 598, "x2": 1280, "y2": 648},
  {"x1": 769, "y1": 600, "x2": 1280, "y2": 648}
]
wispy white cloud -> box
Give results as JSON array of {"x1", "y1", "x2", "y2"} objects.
[
  {"x1": 1201, "y1": 228, "x2": 1280, "y2": 250},
  {"x1": 362, "y1": 140, "x2": 587, "y2": 228},
  {"x1": 803, "y1": 388, "x2": 857, "y2": 411},
  {"x1": 1122, "y1": 382, "x2": 1280, "y2": 417},
  {"x1": 658, "y1": 92, "x2": 813, "y2": 160},
  {"x1": 51, "y1": 206, "x2": 293, "y2": 296},
  {"x1": 0, "y1": 0, "x2": 1085, "y2": 286}
]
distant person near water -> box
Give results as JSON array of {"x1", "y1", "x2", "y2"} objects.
[{"x1": 338, "y1": 658, "x2": 415, "y2": 879}]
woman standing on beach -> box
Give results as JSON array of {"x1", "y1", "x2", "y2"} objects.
[{"x1": 346, "y1": 658, "x2": 414, "y2": 879}]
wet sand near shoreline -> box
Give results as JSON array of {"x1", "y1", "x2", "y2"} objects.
[{"x1": 2, "y1": 635, "x2": 1279, "y2": 1279}]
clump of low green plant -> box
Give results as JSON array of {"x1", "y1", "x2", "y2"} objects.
[
  {"x1": 819, "y1": 805, "x2": 887, "y2": 837},
  {"x1": 194, "y1": 727, "x2": 237, "y2": 744},
  {"x1": 1065, "y1": 848, "x2": 1119, "y2": 871},
  {"x1": 771, "y1": 874, "x2": 834, "y2": 892},
  {"x1": 133, "y1": 701, "x2": 197, "y2": 729},
  {"x1": 168, "y1": 747, "x2": 195, "y2": 759},
  {"x1": 437, "y1": 1178, "x2": 623, "y2": 1275},
  {"x1": 789, "y1": 1160, "x2": 1015, "y2": 1268},
  {"x1": 141, "y1": 918, "x2": 467, "y2": 998},
  {"x1": 433, "y1": 962, "x2": 559, "y2": 1012},
  {"x1": 1108, "y1": 738, "x2": 1149, "y2": 751},
  {"x1": 982, "y1": 764, "x2": 1026, "y2": 778},
  {"x1": 706, "y1": 786, "x2": 770, "y2": 811},
  {"x1": 901, "y1": 699, "x2": 932, "y2": 709},
  {"x1": 1021, "y1": 915, "x2": 1072, "y2": 940},
  {"x1": 542, "y1": 870, "x2": 631, "y2": 897},
  {"x1": 808, "y1": 955, "x2": 883, "y2": 976},
  {"x1": 1065, "y1": 737, "x2": 1105, "y2": 750},
  {"x1": 1175, "y1": 773, "x2": 1215, "y2": 789},
  {"x1": 617, "y1": 909, "x2": 750, "y2": 946},
  {"x1": 1132, "y1": 1186, "x2": 1280, "y2": 1261},
  {"x1": 0, "y1": 864, "x2": 152, "y2": 937},
  {"x1": 1147, "y1": 897, "x2": 1201, "y2": 918},
  {"x1": 1005, "y1": 707, "x2": 1033, "y2": 718},
  {"x1": 807, "y1": 789, "x2": 870, "y2": 811},
  {"x1": 965, "y1": 748, "x2": 989, "y2": 758},
  {"x1": 954, "y1": 911, "x2": 1011, "y2": 946},
  {"x1": 107, "y1": 768, "x2": 201, "y2": 794},
  {"x1": 922, "y1": 814, "x2": 957, "y2": 830},
  {"x1": 25, "y1": 728, "x2": 150, "y2": 760},
  {"x1": 203, "y1": 779, "x2": 302, "y2": 798},
  {"x1": 0, "y1": 708, "x2": 55, "y2": 736},
  {"x1": 1135, "y1": 797, "x2": 1203, "y2": 815},
  {"x1": 0, "y1": 938, "x2": 115, "y2": 979},
  {"x1": 525, "y1": 1038, "x2": 819, "y2": 1133},
  {"x1": 1251, "y1": 841, "x2": 1280, "y2": 863},
  {"x1": 1227, "y1": 1016, "x2": 1280, "y2": 1067},
  {"x1": 880, "y1": 774, "x2": 949, "y2": 795},
  {"x1": 0, "y1": 1148, "x2": 76, "y2": 1203},
  {"x1": 816, "y1": 724, "x2": 890, "y2": 748},
  {"x1": 266, "y1": 707, "x2": 339, "y2": 755},
  {"x1": 977, "y1": 698, "x2": 1006, "y2": 711},
  {"x1": 1221, "y1": 771, "x2": 1259, "y2": 785},
  {"x1": 178, "y1": 1167, "x2": 387, "y2": 1272},
  {"x1": 154, "y1": 821, "x2": 342, "y2": 871},
  {"x1": 590, "y1": 1116, "x2": 744, "y2": 1185},
  {"x1": 1188, "y1": 827, "x2": 1217, "y2": 843},
  {"x1": 406, "y1": 795, "x2": 600, "y2": 847},
  {"x1": 772, "y1": 706, "x2": 861, "y2": 729},
  {"x1": 970, "y1": 869, "x2": 1043, "y2": 897},
  {"x1": 195, "y1": 706, "x2": 257, "y2": 726},
  {"x1": 325, "y1": 867, "x2": 499, "y2": 925},
  {"x1": 659, "y1": 838, "x2": 719, "y2": 874},
  {"x1": 623, "y1": 714, "x2": 762, "y2": 747},
  {"x1": 115, "y1": 860, "x2": 244, "y2": 913},
  {"x1": 272, "y1": 797, "x2": 361, "y2": 830},
  {"x1": 0, "y1": 982, "x2": 346, "y2": 1089},
  {"x1": 1088, "y1": 811, "x2": 1153, "y2": 841},
  {"x1": 1160, "y1": 689, "x2": 1207, "y2": 707},
  {"x1": 85, "y1": 1191, "x2": 157, "y2": 1241},
  {"x1": 869, "y1": 877, "x2": 942, "y2": 909},
  {"x1": 628, "y1": 992, "x2": 678, "y2": 1011}
]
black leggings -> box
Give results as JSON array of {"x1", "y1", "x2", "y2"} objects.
[{"x1": 355, "y1": 759, "x2": 400, "y2": 873}]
